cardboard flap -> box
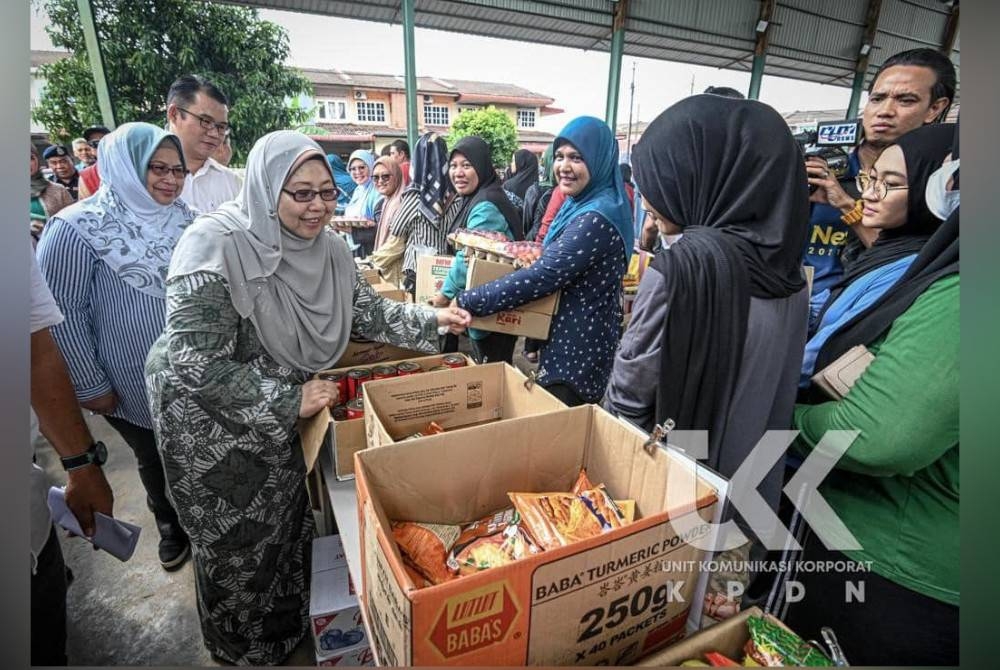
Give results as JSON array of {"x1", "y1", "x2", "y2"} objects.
[
  {"x1": 300, "y1": 408, "x2": 332, "y2": 474},
  {"x1": 499, "y1": 365, "x2": 564, "y2": 418},
  {"x1": 332, "y1": 418, "x2": 367, "y2": 480}
]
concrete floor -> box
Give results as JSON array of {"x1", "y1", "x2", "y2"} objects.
[{"x1": 35, "y1": 339, "x2": 536, "y2": 667}]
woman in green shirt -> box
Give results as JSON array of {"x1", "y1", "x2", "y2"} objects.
[{"x1": 781, "y1": 124, "x2": 959, "y2": 666}]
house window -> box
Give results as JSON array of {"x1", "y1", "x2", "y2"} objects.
[
  {"x1": 423, "y1": 105, "x2": 450, "y2": 126},
  {"x1": 315, "y1": 99, "x2": 348, "y2": 122},
  {"x1": 517, "y1": 108, "x2": 537, "y2": 128},
  {"x1": 356, "y1": 101, "x2": 387, "y2": 123}
]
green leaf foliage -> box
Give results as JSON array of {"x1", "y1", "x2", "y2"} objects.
[
  {"x1": 32, "y1": 0, "x2": 313, "y2": 165},
  {"x1": 446, "y1": 106, "x2": 519, "y2": 169}
]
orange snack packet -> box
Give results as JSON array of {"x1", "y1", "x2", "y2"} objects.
[
  {"x1": 509, "y1": 483, "x2": 624, "y2": 551},
  {"x1": 391, "y1": 521, "x2": 460, "y2": 586}
]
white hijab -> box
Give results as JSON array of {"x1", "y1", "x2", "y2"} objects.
[{"x1": 168, "y1": 131, "x2": 355, "y2": 372}]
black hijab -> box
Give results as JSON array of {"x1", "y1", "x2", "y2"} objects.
[
  {"x1": 631, "y1": 94, "x2": 809, "y2": 466},
  {"x1": 502, "y1": 149, "x2": 539, "y2": 201},
  {"x1": 823, "y1": 124, "x2": 954, "y2": 312},
  {"x1": 816, "y1": 121, "x2": 959, "y2": 371},
  {"x1": 450, "y1": 136, "x2": 524, "y2": 240}
]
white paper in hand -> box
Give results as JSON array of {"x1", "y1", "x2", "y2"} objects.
[{"x1": 47, "y1": 487, "x2": 141, "y2": 562}]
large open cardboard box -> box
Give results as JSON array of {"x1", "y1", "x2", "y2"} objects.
[
  {"x1": 362, "y1": 362, "x2": 564, "y2": 450},
  {"x1": 416, "y1": 255, "x2": 455, "y2": 306},
  {"x1": 299, "y1": 353, "x2": 475, "y2": 480},
  {"x1": 465, "y1": 257, "x2": 560, "y2": 340},
  {"x1": 355, "y1": 405, "x2": 727, "y2": 666}
]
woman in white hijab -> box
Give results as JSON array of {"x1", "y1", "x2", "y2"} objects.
[{"x1": 145, "y1": 131, "x2": 470, "y2": 665}]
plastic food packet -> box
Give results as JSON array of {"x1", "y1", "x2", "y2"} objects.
[
  {"x1": 571, "y1": 469, "x2": 595, "y2": 494},
  {"x1": 403, "y1": 421, "x2": 446, "y2": 441},
  {"x1": 614, "y1": 499, "x2": 636, "y2": 523},
  {"x1": 509, "y1": 484, "x2": 624, "y2": 550},
  {"x1": 401, "y1": 560, "x2": 433, "y2": 589},
  {"x1": 743, "y1": 615, "x2": 833, "y2": 667},
  {"x1": 391, "y1": 521, "x2": 461, "y2": 586},
  {"x1": 447, "y1": 508, "x2": 539, "y2": 576}
]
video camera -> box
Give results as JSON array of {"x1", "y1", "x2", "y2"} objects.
[{"x1": 794, "y1": 120, "x2": 860, "y2": 193}]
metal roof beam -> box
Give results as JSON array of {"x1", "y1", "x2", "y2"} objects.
[
  {"x1": 748, "y1": 0, "x2": 775, "y2": 100},
  {"x1": 605, "y1": 0, "x2": 628, "y2": 130},
  {"x1": 77, "y1": 0, "x2": 116, "y2": 128},
  {"x1": 402, "y1": 0, "x2": 418, "y2": 149},
  {"x1": 846, "y1": 0, "x2": 883, "y2": 119}
]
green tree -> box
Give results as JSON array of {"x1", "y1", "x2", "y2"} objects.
[
  {"x1": 32, "y1": 0, "x2": 313, "y2": 165},
  {"x1": 447, "y1": 106, "x2": 519, "y2": 169}
]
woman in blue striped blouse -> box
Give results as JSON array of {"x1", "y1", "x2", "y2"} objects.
[{"x1": 37, "y1": 122, "x2": 197, "y2": 570}]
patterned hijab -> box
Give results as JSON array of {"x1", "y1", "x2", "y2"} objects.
[
  {"x1": 54, "y1": 122, "x2": 194, "y2": 298},
  {"x1": 406, "y1": 132, "x2": 453, "y2": 223},
  {"x1": 169, "y1": 131, "x2": 355, "y2": 373}
]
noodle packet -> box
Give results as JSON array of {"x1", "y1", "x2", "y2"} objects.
[
  {"x1": 391, "y1": 521, "x2": 460, "y2": 586},
  {"x1": 447, "y1": 508, "x2": 539, "y2": 576}
]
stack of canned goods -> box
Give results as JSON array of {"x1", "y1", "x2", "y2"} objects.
[{"x1": 319, "y1": 355, "x2": 468, "y2": 421}]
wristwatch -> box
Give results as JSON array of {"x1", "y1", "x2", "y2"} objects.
[{"x1": 60, "y1": 441, "x2": 108, "y2": 471}]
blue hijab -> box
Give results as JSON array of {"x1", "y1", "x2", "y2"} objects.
[
  {"x1": 543, "y1": 116, "x2": 634, "y2": 262},
  {"x1": 344, "y1": 149, "x2": 381, "y2": 218},
  {"x1": 327, "y1": 153, "x2": 356, "y2": 205}
]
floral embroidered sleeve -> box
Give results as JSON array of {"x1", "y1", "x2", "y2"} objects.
[
  {"x1": 159, "y1": 271, "x2": 302, "y2": 440},
  {"x1": 350, "y1": 268, "x2": 439, "y2": 353}
]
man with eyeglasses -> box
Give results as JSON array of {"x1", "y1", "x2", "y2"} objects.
[
  {"x1": 42, "y1": 145, "x2": 80, "y2": 200},
  {"x1": 165, "y1": 74, "x2": 241, "y2": 214},
  {"x1": 802, "y1": 48, "x2": 956, "y2": 327},
  {"x1": 71, "y1": 138, "x2": 95, "y2": 170}
]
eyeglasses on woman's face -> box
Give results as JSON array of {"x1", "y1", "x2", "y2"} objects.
[
  {"x1": 148, "y1": 162, "x2": 188, "y2": 179},
  {"x1": 856, "y1": 172, "x2": 908, "y2": 201},
  {"x1": 371, "y1": 172, "x2": 392, "y2": 184},
  {"x1": 281, "y1": 188, "x2": 338, "y2": 203}
]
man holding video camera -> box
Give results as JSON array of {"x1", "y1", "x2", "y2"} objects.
[{"x1": 804, "y1": 48, "x2": 955, "y2": 323}]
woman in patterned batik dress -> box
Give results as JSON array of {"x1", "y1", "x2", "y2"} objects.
[{"x1": 145, "y1": 131, "x2": 471, "y2": 665}]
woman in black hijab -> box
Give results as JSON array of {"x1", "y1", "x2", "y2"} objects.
[
  {"x1": 434, "y1": 135, "x2": 522, "y2": 363},
  {"x1": 502, "y1": 148, "x2": 539, "y2": 210},
  {"x1": 800, "y1": 123, "x2": 954, "y2": 394},
  {"x1": 781, "y1": 122, "x2": 959, "y2": 667},
  {"x1": 605, "y1": 94, "x2": 809, "y2": 509}
]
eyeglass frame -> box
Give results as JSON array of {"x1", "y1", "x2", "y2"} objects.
[
  {"x1": 371, "y1": 173, "x2": 393, "y2": 183},
  {"x1": 147, "y1": 162, "x2": 189, "y2": 179},
  {"x1": 281, "y1": 188, "x2": 338, "y2": 203},
  {"x1": 856, "y1": 172, "x2": 908, "y2": 201},
  {"x1": 175, "y1": 106, "x2": 231, "y2": 137}
]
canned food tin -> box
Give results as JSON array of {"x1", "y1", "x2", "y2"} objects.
[
  {"x1": 372, "y1": 365, "x2": 398, "y2": 380},
  {"x1": 395, "y1": 361, "x2": 422, "y2": 376},
  {"x1": 346, "y1": 368, "x2": 372, "y2": 399},
  {"x1": 345, "y1": 397, "x2": 365, "y2": 420},
  {"x1": 317, "y1": 371, "x2": 348, "y2": 405},
  {"x1": 331, "y1": 404, "x2": 348, "y2": 422},
  {"x1": 442, "y1": 354, "x2": 467, "y2": 369},
  {"x1": 428, "y1": 365, "x2": 450, "y2": 372}
]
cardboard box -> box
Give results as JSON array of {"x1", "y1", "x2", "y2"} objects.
[
  {"x1": 316, "y1": 646, "x2": 375, "y2": 666},
  {"x1": 333, "y1": 339, "x2": 427, "y2": 370},
  {"x1": 355, "y1": 405, "x2": 724, "y2": 666},
  {"x1": 372, "y1": 281, "x2": 406, "y2": 302},
  {"x1": 635, "y1": 606, "x2": 808, "y2": 666},
  {"x1": 465, "y1": 257, "x2": 560, "y2": 340},
  {"x1": 361, "y1": 268, "x2": 381, "y2": 285},
  {"x1": 311, "y1": 536, "x2": 369, "y2": 659},
  {"x1": 362, "y1": 362, "x2": 565, "y2": 450},
  {"x1": 416, "y1": 255, "x2": 455, "y2": 306},
  {"x1": 298, "y1": 353, "x2": 477, "y2": 478}
]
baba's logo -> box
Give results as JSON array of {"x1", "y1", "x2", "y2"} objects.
[{"x1": 428, "y1": 581, "x2": 520, "y2": 658}]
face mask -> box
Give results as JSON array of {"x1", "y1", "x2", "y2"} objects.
[
  {"x1": 924, "y1": 159, "x2": 960, "y2": 221},
  {"x1": 660, "y1": 233, "x2": 683, "y2": 249}
]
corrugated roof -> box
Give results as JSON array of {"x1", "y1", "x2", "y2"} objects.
[{"x1": 216, "y1": 0, "x2": 959, "y2": 94}]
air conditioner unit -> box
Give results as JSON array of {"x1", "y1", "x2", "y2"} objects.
[
  {"x1": 423, "y1": 95, "x2": 433, "y2": 103},
  {"x1": 354, "y1": 91, "x2": 367, "y2": 101}
]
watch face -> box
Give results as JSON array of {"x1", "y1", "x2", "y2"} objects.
[{"x1": 93, "y1": 441, "x2": 108, "y2": 465}]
